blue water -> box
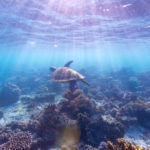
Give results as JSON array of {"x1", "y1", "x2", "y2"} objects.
[
  {"x1": 0, "y1": 0, "x2": 150, "y2": 79},
  {"x1": 1, "y1": 43, "x2": 150, "y2": 82}
]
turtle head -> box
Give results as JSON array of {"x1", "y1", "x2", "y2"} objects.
[{"x1": 50, "y1": 67, "x2": 56, "y2": 72}]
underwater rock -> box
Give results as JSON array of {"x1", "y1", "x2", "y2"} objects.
[
  {"x1": 0, "y1": 131, "x2": 32, "y2": 150},
  {"x1": 85, "y1": 116, "x2": 125, "y2": 147},
  {"x1": 0, "y1": 83, "x2": 21, "y2": 107},
  {"x1": 59, "y1": 89, "x2": 96, "y2": 119}
]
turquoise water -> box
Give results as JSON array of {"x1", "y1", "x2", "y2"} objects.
[
  {"x1": 0, "y1": 0, "x2": 150, "y2": 78},
  {"x1": 0, "y1": 43, "x2": 150, "y2": 81}
]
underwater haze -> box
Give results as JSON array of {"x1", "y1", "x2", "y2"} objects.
[
  {"x1": 0, "y1": 0, "x2": 150, "y2": 149},
  {"x1": 0, "y1": 0, "x2": 150, "y2": 74}
]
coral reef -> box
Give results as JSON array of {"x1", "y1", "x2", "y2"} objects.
[
  {"x1": 1, "y1": 68, "x2": 150, "y2": 149},
  {"x1": 6, "y1": 76, "x2": 35, "y2": 94},
  {"x1": 118, "y1": 99, "x2": 150, "y2": 128},
  {"x1": 0, "y1": 83, "x2": 21, "y2": 107},
  {"x1": 0, "y1": 131, "x2": 32, "y2": 150},
  {"x1": 107, "y1": 138, "x2": 144, "y2": 150},
  {"x1": 85, "y1": 116, "x2": 125, "y2": 147},
  {"x1": 6, "y1": 121, "x2": 29, "y2": 131},
  {"x1": 48, "y1": 138, "x2": 145, "y2": 150},
  {"x1": 33, "y1": 104, "x2": 69, "y2": 149},
  {"x1": 24, "y1": 89, "x2": 125, "y2": 149},
  {"x1": 59, "y1": 89, "x2": 95, "y2": 119}
]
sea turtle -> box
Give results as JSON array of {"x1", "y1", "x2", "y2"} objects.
[{"x1": 50, "y1": 60, "x2": 89, "y2": 92}]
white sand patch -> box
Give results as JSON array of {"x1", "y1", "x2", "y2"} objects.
[{"x1": 0, "y1": 95, "x2": 62, "y2": 126}]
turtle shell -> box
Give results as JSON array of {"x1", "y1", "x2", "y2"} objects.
[{"x1": 51, "y1": 67, "x2": 84, "y2": 82}]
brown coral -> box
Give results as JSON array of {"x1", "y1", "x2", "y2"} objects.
[
  {"x1": 37, "y1": 104, "x2": 67, "y2": 131},
  {"x1": 62, "y1": 89, "x2": 83, "y2": 100},
  {"x1": 36, "y1": 104, "x2": 69, "y2": 147},
  {"x1": 59, "y1": 89, "x2": 95, "y2": 119},
  {"x1": 107, "y1": 138, "x2": 144, "y2": 150},
  {"x1": 0, "y1": 131, "x2": 32, "y2": 150}
]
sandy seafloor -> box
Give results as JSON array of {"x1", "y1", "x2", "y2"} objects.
[{"x1": 0, "y1": 95, "x2": 62, "y2": 126}]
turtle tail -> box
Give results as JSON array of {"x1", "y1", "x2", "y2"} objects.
[{"x1": 80, "y1": 79, "x2": 90, "y2": 86}]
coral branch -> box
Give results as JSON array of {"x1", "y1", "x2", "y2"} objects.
[{"x1": 107, "y1": 138, "x2": 144, "y2": 150}]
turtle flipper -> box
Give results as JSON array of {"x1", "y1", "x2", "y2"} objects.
[
  {"x1": 50, "y1": 67, "x2": 56, "y2": 72},
  {"x1": 64, "y1": 60, "x2": 73, "y2": 67},
  {"x1": 80, "y1": 79, "x2": 90, "y2": 86}
]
